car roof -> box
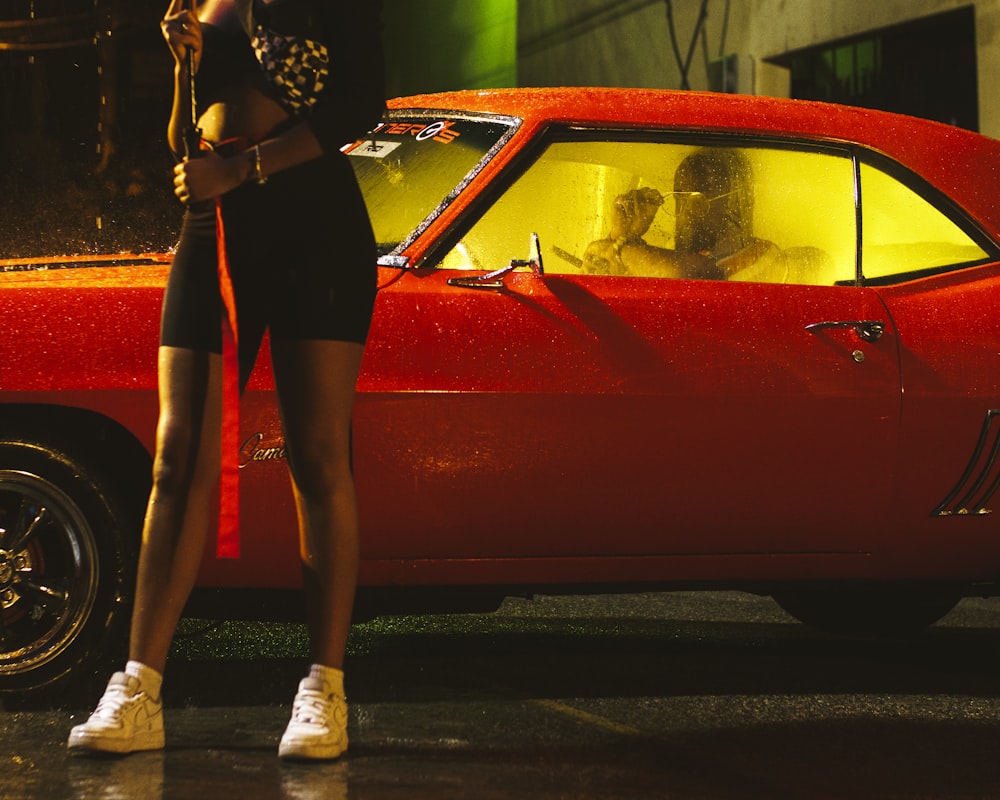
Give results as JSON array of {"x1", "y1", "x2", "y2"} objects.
[{"x1": 388, "y1": 87, "x2": 1000, "y2": 240}]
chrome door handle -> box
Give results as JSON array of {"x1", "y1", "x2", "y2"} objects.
[{"x1": 805, "y1": 320, "x2": 886, "y2": 342}]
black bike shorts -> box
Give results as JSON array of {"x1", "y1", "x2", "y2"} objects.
[{"x1": 160, "y1": 149, "x2": 377, "y2": 380}]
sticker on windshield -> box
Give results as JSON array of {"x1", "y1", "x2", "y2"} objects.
[
  {"x1": 345, "y1": 140, "x2": 401, "y2": 158},
  {"x1": 369, "y1": 120, "x2": 462, "y2": 144}
]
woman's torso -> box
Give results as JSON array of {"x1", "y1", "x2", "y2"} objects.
[{"x1": 195, "y1": 2, "x2": 288, "y2": 143}]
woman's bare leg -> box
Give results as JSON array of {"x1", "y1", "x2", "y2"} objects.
[
  {"x1": 271, "y1": 338, "x2": 364, "y2": 669},
  {"x1": 129, "y1": 345, "x2": 223, "y2": 674}
]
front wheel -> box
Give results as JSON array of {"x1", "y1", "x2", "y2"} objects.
[
  {"x1": 771, "y1": 584, "x2": 963, "y2": 637},
  {"x1": 0, "y1": 442, "x2": 140, "y2": 700}
]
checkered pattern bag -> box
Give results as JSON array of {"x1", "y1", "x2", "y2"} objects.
[{"x1": 251, "y1": 24, "x2": 330, "y2": 113}]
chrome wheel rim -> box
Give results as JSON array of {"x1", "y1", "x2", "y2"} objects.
[{"x1": 0, "y1": 470, "x2": 99, "y2": 675}]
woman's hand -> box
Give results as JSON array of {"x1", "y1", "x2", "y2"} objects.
[
  {"x1": 173, "y1": 150, "x2": 252, "y2": 204},
  {"x1": 161, "y1": 0, "x2": 202, "y2": 73}
]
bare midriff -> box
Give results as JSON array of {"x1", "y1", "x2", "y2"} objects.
[{"x1": 198, "y1": 84, "x2": 289, "y2": 144}]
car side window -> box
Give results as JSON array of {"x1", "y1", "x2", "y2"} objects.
[
  {"x1": 437, "y1": 138, "x2": 858, "y2": 286},
  {"x1": 859, "y1": 162, "x2": 990, "y2": 280}
]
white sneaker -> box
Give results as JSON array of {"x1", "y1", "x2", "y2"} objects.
[
  {"x1": 278, "y1": 676, "x2": 348, "y2": 760},
  {"x1": 67, "y1": 672, "x2": 164, "y2": 754}
]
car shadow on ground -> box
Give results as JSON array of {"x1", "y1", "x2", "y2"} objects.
[{"x1": 153, "y1": 612, "x2": 1000, "y2": 708}]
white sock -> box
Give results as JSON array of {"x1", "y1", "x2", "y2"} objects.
[
  {"x1": 125, "y1": 660, "x2": 163, "y2": 699},
  {"x1": 308, "y1": 663, "x2": 344, "y2": 696}
]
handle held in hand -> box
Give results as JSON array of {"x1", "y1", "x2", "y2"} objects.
[{"x1": 182, "y1": 0, "x2": 202, "y2": 160}]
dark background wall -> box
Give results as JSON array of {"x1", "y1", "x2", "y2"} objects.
[{"x1": 0, "y1": 0, "x2": 518, "y2": 258}]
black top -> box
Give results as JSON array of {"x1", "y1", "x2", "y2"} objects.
[
  {"x1": 198, "y1": 0, "x2": 385, "y2": 153},
  {"x1": 198, "y1": 22, "x2": 271, "y2": 110}
]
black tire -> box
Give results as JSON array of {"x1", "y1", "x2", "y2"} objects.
[
  {"x1": 0, "y1": 441, "x2": 140, "y2": 702},
  {"x1": 771, "y1": 584, "x2": 963, "y2": 637}
]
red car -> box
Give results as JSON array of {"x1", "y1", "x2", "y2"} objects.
[{"x1": 3, "y1": 88, "x2": 1000, "y2": 698}]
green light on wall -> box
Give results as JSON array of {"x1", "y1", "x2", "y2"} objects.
[{"x1": 383, "y1": 0, "x2": 517, "y2": 97}]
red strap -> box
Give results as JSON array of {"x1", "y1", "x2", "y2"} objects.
[{"x1": 215, "y1": 200, "x2": 241, "y2": 559}]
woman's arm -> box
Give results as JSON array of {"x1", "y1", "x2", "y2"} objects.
[
  {"x1": 249, "y1": 123, "x2": 324, "y2": 181},
  {"x1": 161, "y1": 0, "x2": 202, "y2": 159},
  {"x1": 172, "y1": 121, "x2": 322, "y2": 203}
]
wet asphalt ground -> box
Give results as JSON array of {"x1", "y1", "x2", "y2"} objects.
[{"x1": 5, "y1": 591, "x2": 1000, "y2": 799}]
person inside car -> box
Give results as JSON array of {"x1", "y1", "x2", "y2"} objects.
[{"x1": 582, "y1": 147, "x2": 781, "y2": 280}]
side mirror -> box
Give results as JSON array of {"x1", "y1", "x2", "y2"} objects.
[{"x1": 447, "y1": 232, "x2": 544, "y2": 290}]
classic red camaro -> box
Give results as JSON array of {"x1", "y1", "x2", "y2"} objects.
[{"x1": 3, "y1": 88, "x2": 1000, "y2": 698}]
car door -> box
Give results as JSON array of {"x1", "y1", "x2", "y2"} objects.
[
  {"x1": 855, "y1": 158, "x2": 1000, "y2": 575},
  {"x1": 354, "y1": 135, "x2": 903, "y2": 563}
]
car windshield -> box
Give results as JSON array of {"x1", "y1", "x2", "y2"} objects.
[{"x1": 347, "y1": 113, "x2": 518, "y2": 260}]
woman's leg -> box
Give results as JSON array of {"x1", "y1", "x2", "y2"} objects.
[
  {"x1": 129, "y1": 345, "x2": 223, "y2": 674},
  {"x1": 69, "y1": 345, "x2": 222, "y2": 754},
  {"x1": 270, "y1": 338, "x2": 364, "y2": 668},
  {"x1": 271, "y1": 337, "x2": 363, "y2": 760}
]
